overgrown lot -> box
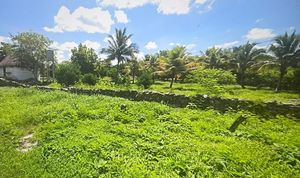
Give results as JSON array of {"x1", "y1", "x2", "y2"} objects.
[{"x1": 0, "y1": 87, "x2": 299, "y2": 177}]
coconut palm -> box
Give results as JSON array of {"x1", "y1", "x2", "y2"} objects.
[
  {"x1": 101, "y1": 28, "x2": 138, "y2": 79},
  {"x1": 234, "y1": 42, "x2": 265, "y2": 88},
  {"x1": 129, "y1": 56, "x2": 139, "y2": 84},
  {"x1": 267, "y1": 31, "x2": 300, "y2": 91},
  {"x1": 205, "y1": 47, "x2": 220, "y2": 69},
  {"x1": 167, "y1": 46, "x2": 187, "y2": 88}
]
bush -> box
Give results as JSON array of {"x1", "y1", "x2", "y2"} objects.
[
  {"x1": 186, "y1": 68, "x2": 236, "y2": 95},
  {"x1": 137, "y1": 71, "x2": 153, "y2": 89},
  {"x1": 115, "y1": 75, "x2": 131, "y2": 86},
  {"x1": 55, "y1": 62, "x2": 81, "y2": 87},
  {"x1": 82, "y1": 73, "x2": 98, "y2": 85},
  {"x1": 243, "y1": 67, "x2": 300, "y2": 91},
  {"x1": 186, "y1": 68, "x2": 236, "y2": 85}
]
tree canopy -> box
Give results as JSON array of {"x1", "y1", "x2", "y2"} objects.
[
  {"x1": 70, "y1": 43, "x2": 98, "y2": 75},
  {"x1": 101, "y1": 28, "x2": 138, "y2": 80},
  {"x1": 11, "y1": 32, "x2": 52, "y2": 80}
]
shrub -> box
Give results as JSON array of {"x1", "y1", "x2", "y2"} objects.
[
  {"x1": 243, "y1": 67, "x2": 300, "y2": 91},
  {"x1": 82, "y1": 73, "x2": 98, "y2": 85},
  {"x1": 186, "y1": 68, "x2": 236, "y2": 85},
  {"x1": 186, "y1": 68, "x2": 236, "y2": 95},
  {"x1": 116, "y1": 75, "x2": 131, "y2": 86},
  {"x1": 137, "y1": 71, "x2": 153, "y2": 89},
  {"x1": 55, "y1": 62, "x2": 81, "y2": 87}
]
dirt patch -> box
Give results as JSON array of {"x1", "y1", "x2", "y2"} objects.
[{"x1": 16, "y1": 133, "x2": 38, "y2": 153}]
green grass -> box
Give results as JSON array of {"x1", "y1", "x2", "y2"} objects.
[
  {"x1": 49, "y1": 80, "x2": 300, "y2": 105},
  {"x1": 0, "y1": 87, "x2": 299, "y2": 177}
]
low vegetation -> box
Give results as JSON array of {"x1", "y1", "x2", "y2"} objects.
[
  {"x1": 0, "y1": 26, "x2": 299, "y2": 177},
  {"x1": 0, "y1": 87, "x2": 299, "y2": 177},
  {"x1": 48, "y1": 80, "x2": 300, "y2": 105}
]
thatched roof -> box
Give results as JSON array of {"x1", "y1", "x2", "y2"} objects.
[{"x1": 0, "y1": 55, "x2": 21, "y2": 67}]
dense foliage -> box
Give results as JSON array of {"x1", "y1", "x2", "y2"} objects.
[
  {"x1": 266, "y1": 31, "x2": 300, "y2": 91},
  {"x1": 187, "y1": 68, "x2": 236, "y2": 85},
  {"x1": 55, "y1": 62, "x2": 81, "y2": 86},
  {"x1": 0, "y1": 42, "x2": 13, "y2": 61},
  {"x1": 137, "y1": 71, "x2": 153, "y2": 89},
  {"x1": 0, "y1": 88, "x2": 299, "y2": 177},
  {"x1": 81, "y1": 73, "x2": 98, "y2": 86},
  {"x1": 185, "y1": 68, "x2": 236, "y2": 95},
  {"x1": 3, "y1": 30, "x2": 300, "y2": 92},
  {"x1": 70, "y1": 44, "x2": 97, "y2": 75},
  {"x1": 11, "y1": 32, "x2": 52, "y2": 80}
]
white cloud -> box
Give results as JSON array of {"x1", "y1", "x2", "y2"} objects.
[
  {"x1": 185, "y1": 43, "x2": 196, "y2": 49},
  {"x1": 98, "y1": 0, "x2": 201, "y2": 15},
  {"x1": 195, "y1": 0, "x2": 207, "y2": 4},
  {"x1": 255, "y1": 18, "x2": 263, "y2": 23},
  {"x1": 50, "y1": 40, "x2": 101, "y2": 63},
  {"x1": 155, "y1": 0, "x2": 191, "y2": 15},
  {"x1": 254, "y1": 44, "x2": 268, "y2": 49},
  {"x1": 289, "y1": 26, "x2": 296, "y2": 31},
  {"x1": 44, "y1": 6, "x2": 114, "y2": 33},
  {"x1": 50, "y1": 41, "x2": 78, "y2": 63},
  {"x1": 134, "y1": 52, "x2": 145, "y2": 61},
  {"x1": 103, "y1": 37, "x2": 110, "y2": 43},
  {"x1": 98, "y1": 0, "x2": 150, "y2": 9},
  {"x1": 145, "y1": 41, "x2": 158, "y2": 50},
  {"x1": 0, "y1": 36, "x2": 11, "y2": 43},
  {"x1": 169, "y1": 42, "x2": 181, "y2": 46},
  {"x1": 114, "y1": 10, "x2": 129, "y2": 23},
  {"x1": 246, "y1": 28, "x2": 276, "y2": 40},
  {"x1": 212, "y1": 41, "x2": 240, "y2": 49},
  {"x1": 83, "y1": 40, "x2": 101, "y2": 51},
  {"x1": 127, "y1": 39, "x2": 133, "y2": 45},
  {"x1": 197, "y1": 0, "x2": 215, "y2": 13}
]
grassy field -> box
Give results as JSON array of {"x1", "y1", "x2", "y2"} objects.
[
  {"x1": 0, "y1": 87, "x2": 299, "y2": 177},
  {"x1": 49, "y1": 80, "x2": 300, "y2": 105}
]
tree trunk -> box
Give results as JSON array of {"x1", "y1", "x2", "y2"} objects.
[
  {"x1": 115, "y1": 60, "x2": 120, "y2": 84},
  {"x1": 170, "y1": 77, "x2": 174, "y2": 88},
  {"x1": 3, "y1": 67, "x2": 6, "y2": 78},
  {"x1": 240, "y1": 71, "x2": 245, "y2": 89},
  {"x1": 228, "y1": 115, "x2": 247, "y2": 132},
  {"x1": 132, "y1": 73, "x2": 135, "y2": 84},
  {"x1": 33, "y1": 63, "x2": 39, "y2": 81},
  {"x1": 116, "y1": 62, "x2": 120, "y2": 77},
  {"x1": 275, "y1": 68, "x2": 285, "y2": 92}
]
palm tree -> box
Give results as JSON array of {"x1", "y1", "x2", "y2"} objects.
[
  {"x1": 129, "y1": 56, "x2": 139, "y2": 84},
  {"x1": 167, "y1": 46, "x2": 187, "y2": 88},
  {"x1": 205, "y1": 47, "x2": 220, "y2": 69},
  {"x1": 267, "y1": 31, "x2": 300, "y2": 91},
  {"x1": 234, "y1": 42, "x2": 265, "y2": 88},
  {"x1": 101, "y1": 28, "x2": 138, "y2": 80}
]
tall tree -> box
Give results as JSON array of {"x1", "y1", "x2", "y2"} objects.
[
  {"x1": 267, "y1": 31, "x2": 300, "y2": 91},
  {"x1": 71, "y1": 44, "x2": 98, "y2": 74},
  {"x1": 129, "y1": 56, "x2": 139, "y2": 84},
  {"x1": 101, "y1": 28, "x2": 138, "y2": 79},
  {"x1": 206, "y1": 47, "x2": 219, "y2": 69},
  {"x1": 234, "y1": 42, "x2": 265, "y2": 88},
  {"x1": 167, "y1": 46, "x2": 187, "y2": 88},
  {"x1": 145, "y1": 54, "x2": 159, "y2": 72},
  {"x1": 11, "y1": 32, "x2": 52, "y2": 80}
]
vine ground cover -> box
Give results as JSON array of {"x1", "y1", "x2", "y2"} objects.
[{"x1": 0, "y1": 87, "x2": 299, "y2": 177}]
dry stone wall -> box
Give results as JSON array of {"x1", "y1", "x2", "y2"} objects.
[{"x1": 1, "y1": 78, "x2": 299, "y2": 119}]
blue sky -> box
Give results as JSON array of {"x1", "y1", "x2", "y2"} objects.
[{"x1": 0, "y1": 0, "x2": 299, "y2": 62}]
